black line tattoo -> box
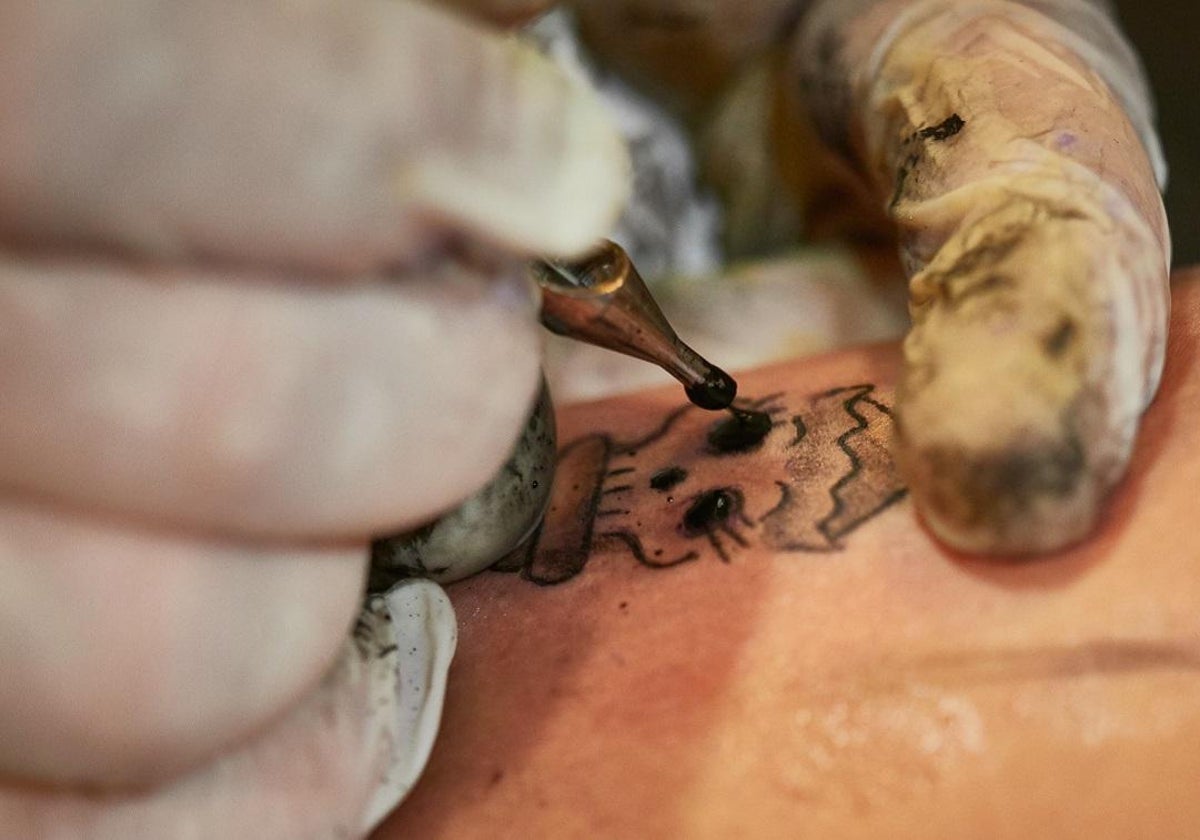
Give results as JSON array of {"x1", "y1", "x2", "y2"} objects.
[{"x1": 496, "y1": 385, "x2": 907, "y2": 586}]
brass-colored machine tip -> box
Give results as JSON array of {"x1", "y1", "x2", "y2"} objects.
[{"x1": 532, "y1": 240, "x2": 737, "y2": 410}]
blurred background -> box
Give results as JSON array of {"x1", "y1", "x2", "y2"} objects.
[{"x1": 1114, "y1": 1, "x2": 1200, "y2": 265}]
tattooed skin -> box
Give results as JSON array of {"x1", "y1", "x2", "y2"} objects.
[{"x1": 495, "y1": 384, "x2": 907, "y2": 585}]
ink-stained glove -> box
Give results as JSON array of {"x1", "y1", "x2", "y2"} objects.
[
  {"x1": 796, "y1": 0, "x2": 1169, "y2": 553},
  {"x1": 0, "y1": 0, "x2": 626, "y2": 836},
  {"x1": 571, "y1": 0, "x2": 1169, "y2": 553}
]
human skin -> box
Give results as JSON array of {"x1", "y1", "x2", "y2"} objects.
[{"x1": 380, "y1": 268, "x2": 1200, "y2": 839}]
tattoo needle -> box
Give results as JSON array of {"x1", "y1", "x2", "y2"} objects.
[{"x1": 531, "y1": 240, "x2": 737, "y2": 411}]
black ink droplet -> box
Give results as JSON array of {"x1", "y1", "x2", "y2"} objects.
[
  {"x1": 649, "y1": 466, "x2": 687, "y2": 492},
  {"x1": 683, "y1": 488, "x2": 740, "y2": 536},
  {"x1": 685, "y1": 367, "x2": 738, "y2": 411},
  {"x1": 707, "y1": 408, "x2": 772, "y2": 454}
]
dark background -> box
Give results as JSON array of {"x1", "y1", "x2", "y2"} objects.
[{"x1": 1114, "y1": 1, "x2": 1199, "y2": 266}]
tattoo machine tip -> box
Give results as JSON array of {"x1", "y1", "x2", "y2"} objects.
[{"x1": 531, "y1": 240, "x2": 737, "y2": 411}]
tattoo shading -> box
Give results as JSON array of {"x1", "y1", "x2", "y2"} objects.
[{"x1": 494, "y1": 385, "x2": 907, "y2": 585}]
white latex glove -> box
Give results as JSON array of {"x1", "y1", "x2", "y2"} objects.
[{"x1": 0, "y1": 0, "x2": 627, "y2": 836}]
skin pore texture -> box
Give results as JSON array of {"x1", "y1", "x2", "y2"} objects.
[{"x1": 378, "y1": 269, "x2": 1200, "y2": 839}]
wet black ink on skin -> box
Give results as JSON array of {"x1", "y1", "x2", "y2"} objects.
[
  {"x1": 707, "y1": 408, "x2": 772, "y2": 454},
  {"x1": 682, "y1": 489, "x2": 738, "y2": 535},
  {"x1": 501, "y1": 385, "x2": 905, "y2": 584},
  {"x1": 650, "y1": 466, "x2": 688, "y2": 492},
  {"x1": 680, "y1": 487, "x2": 749, "y2": 562}
]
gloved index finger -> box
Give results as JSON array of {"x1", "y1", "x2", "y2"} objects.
[{"x1": 0, "y1": 0, "x2": 629, "y2": 272}]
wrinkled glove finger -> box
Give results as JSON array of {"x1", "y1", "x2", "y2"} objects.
[
  {"x1": 0, "y1": 254, "x2": 541, "y2": 537},
  {"x1": 0, "y1": 0, "x2": 628, "y2": 269},
  {"x1": 0, "y1": 497, "x2": 366, "y2": 787},
  {"x1": 0, "y1": 580, "x2": 456, "y2": 840}
]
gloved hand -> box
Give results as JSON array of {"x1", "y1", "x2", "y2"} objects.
[
  {"x1": 0, "y1": 0, "x2": 626, "y2": 836},
  {"x1": 571, "y1": 0, "x2": 1170, "y2": 554}
]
